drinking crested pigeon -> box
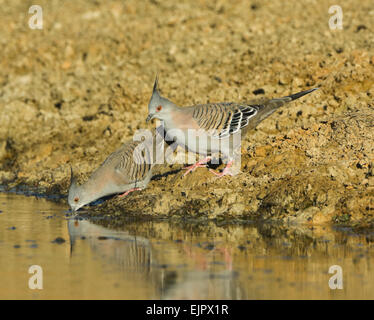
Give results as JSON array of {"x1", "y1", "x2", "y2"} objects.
[
  {"x1": 146, "y1": 77, "x2": 318, "y2": 177},
  {"x1": 68, "y1": 127, "x2": 166, "y2": 211}
]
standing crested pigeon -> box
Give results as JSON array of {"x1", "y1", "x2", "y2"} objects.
[
  {"x1": 68, "y1": 127, "x2": 166, "y2": 211},
  {"x1": 146, "y1": 77, "x2": 317, "y2": 177}
]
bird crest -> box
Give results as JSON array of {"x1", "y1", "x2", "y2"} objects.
[
  {"x1": 69, "y1": 165, "x2": 78, "y2": 189},
  {"x1": 148, "y1": 74, "x2": 163, "y2": 112},
  {"x1": 153, "y1": 74, "x2": 159, "y2": 94}
]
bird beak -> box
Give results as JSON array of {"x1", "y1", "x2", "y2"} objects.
[
  {"x1": 70, "y1": 205, "x2": 81, "y2": 213},
  {"x1": 146, "y1": 114, "x2": 154, "y2": 122}
]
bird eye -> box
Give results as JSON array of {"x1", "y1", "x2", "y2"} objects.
[
  {"x1": 74, "y1": 197, "x2": 79, "y2": 202},
  {"x1": 156, "y1": 105, "x2": 162, "y2": 112}
]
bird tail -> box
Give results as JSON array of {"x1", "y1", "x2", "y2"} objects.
[
  {"x1": 284, "y1": 87, "x2": 318, "y2": 101},
  {"x1": 266, "y1": 87, "x2": 318, "y2": 110},
  {"x1": 248, "y1": 87, "x2": 318, "y2": 130}
]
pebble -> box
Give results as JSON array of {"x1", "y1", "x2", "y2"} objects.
[
  {"x1": 52, "y1": 237, "x2": 66, "y2": 244},
  {"x1": 98, "y1": 236, "x2": 109, "y2": 240}
]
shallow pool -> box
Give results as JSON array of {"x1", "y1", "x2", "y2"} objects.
[{"x1": 1, "y1": 192, "x2": 374, "y2": 299}]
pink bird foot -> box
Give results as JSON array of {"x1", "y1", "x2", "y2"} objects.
[
  {"x1": 118, "y1": 187, "x2": 142, "y2": 197},
  {"x1": 209, "y1": 161, "x2": 236, "y2": 178},
  {"x1": 183, "y1": 157, "x2": 211, "y2": 177}
]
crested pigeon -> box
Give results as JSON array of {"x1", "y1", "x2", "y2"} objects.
[
  {"x1": 146, "y1": 77, "x2": 317, "y2": 177},
  {"x1": 68, "y1": 126, "x2": 167, "y2": 211}
]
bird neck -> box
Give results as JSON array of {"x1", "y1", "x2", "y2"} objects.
[
  {"x1": 81, "y1": 172, "x2": 112, "y2": 205},
  {"x1": 160, "y1": 103, "x2": 180, "y2": 128}
]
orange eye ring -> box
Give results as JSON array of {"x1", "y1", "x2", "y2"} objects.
[
  {"x1": 74, "y1": 197, "x2": 79, "y2": 202},
  {"x1": 156, "y1": 105, "x2": 162, "y2": 112}
]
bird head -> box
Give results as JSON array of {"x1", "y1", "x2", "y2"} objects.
[
  {"x1": 146, "y1": 76, "x2": 176, "y2": 123},
  {"x1": 68, "y1": 166, "x2": 88, "y2": 212}
]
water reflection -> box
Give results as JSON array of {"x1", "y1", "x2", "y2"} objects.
[
  {"x1": 67, "y1": 218, "x2": 240, "y2": 299},
  {"x1": 1, "y1": 192, "x2": 374, "y2": 299},
  {"x1": 68, "y1": 219, "x2": 152, "y2": 273},
  {"x1": 68, "y1": 216, "x2": 374, "y2": 299}
]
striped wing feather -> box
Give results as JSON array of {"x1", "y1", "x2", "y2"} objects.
[
  {"x1": 192, "y1": 103, "x2": 259, "y2": 138},
  {"x1": 102, "y1": 141, "x2": 152, "y2": 183}
]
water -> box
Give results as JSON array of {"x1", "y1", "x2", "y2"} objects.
[{"x1": 1, "y1": 192, "x2": 374, "y2": 299}]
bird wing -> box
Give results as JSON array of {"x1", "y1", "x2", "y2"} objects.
[
  {"x1": 103, "y1": 141, "x2": 152, "y2": 184},
  {"x1": 118, "y1": 141, "x2": 153, "y2": 183},
  {"x1": 191, "y1": 102, "x2": 259, "y2": 138},
  {"x1": 190, "y1": 88, "x2": 318, "y2": 139}
]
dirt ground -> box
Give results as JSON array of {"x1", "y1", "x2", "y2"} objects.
[{"x1": 0, "y1": 0, "x2": 373, "y2": 225}]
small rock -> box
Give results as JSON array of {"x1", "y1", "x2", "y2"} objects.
[
  {"x1": 204, "y1": 243, "x2": 215, "y2": 250},
  {"x1": 356, "y1": 25, "x2": 367, "y2": 32},
  {"x1": 52, "y1": 237, "x2": 66, "y2": 244},
  {"x1": 252, "y1": 88, "x2": 265, "y2": 95}
]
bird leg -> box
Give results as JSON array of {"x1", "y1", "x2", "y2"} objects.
[
  {"x1": 183, "y1": 156, "x2": 211, "y2": 177},
  {"x1": 118, "y1": 187, "x2": 142, "y2": 197},
  {"x1": 209, "y1": 160, "x2": 236, "y2": 178}
]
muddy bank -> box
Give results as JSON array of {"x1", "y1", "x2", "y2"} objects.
[
  {"x1": 0, "y1": 0, "x2": 373, "y2": 224},
  {"x1": 85, "y1": 109, "x2": 374, "y2": 225}
]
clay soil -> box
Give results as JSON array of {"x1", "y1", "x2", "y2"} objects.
[{"x1": 0, "y1": 0, "x2": 373, "y2": 225}]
